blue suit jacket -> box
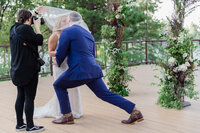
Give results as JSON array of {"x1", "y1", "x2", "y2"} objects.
[{"x1": 56, "y1": 25, "x2": 103, "y2": 81}]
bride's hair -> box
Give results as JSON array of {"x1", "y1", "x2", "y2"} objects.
[
  {"x1": 17, "y1": 9, "x2": 32, "y2": 24},
  {"x1": 53, "y1": 15, "x2": 67, "y2": 31}
]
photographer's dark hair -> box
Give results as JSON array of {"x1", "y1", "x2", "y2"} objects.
[{"x1": 17, "y1": 9, "x2": 32, "y2": 23}]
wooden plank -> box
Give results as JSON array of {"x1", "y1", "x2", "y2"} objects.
[{"x1": 0, "y1": 65, "x2": 200, "y2": 133}]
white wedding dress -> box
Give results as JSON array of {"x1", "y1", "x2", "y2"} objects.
[{"x1": 33, "y1": 38, "x2": 83, "y2": 119}]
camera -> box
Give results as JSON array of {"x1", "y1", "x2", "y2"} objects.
[
  {"x1": 31, "y1": 16, "x2": 45, "y2": 25},
  {"x1": 37, "y1": 57, "x2": 45, "y2": 66}
]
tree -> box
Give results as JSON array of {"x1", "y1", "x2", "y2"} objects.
[
  {"x1": 0, "y1": 0, "x2": 11, "y2": 29},
  {"x1": 0, "y1": 0, "x2": 164, "y2": 44},
  {"x1": 0, "y1": 0, "x2": 49, "y2": 44},
  {"x1": 124, "y1": 0, "x2": 163, "y2": 40},
  {"x1": 170, "y1": 0, "x2": 200, "y2": 37}
]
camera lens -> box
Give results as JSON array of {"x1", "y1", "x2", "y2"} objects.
[
  {"x1": 31, "y1": 16, "x2": 45, "y2": 25},
  {"x1": 40, "y1": 18, "x2": 45, "y2": 25},
  {"x1": 31, "y1": 16, "x2": 37, "y2": 24}
]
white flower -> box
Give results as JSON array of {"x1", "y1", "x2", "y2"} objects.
[
  {"x1": 117, "y1": 6, "x2": 123, "y2": 12},
  {"x1": 189, "y1": 57, "x2": 193, "y2": 62},
  {"x1": 173, "y1": 67, "x2": 178, "y2": 73},
  {"x1": 183, "y1": 53, "x2": 188, "y2": 58},
  {"x1": 110, "y1": 40, "x2": 116, "y2": 45},
  {"x1": 117, "y1": 8, "x2": 122, "y2": 12},
  {"x1": 102, "y1": 39, "x2": 108, "y2": 44},
  {"x1": 168, "y1": 75, "x2": 172, "y2": 79},
  {"x1": 164, "y1": 74, "x2": 169, "y2": 79},
  {"x1": 115, "y1": 48, "x2": 120, "y2": 53},
  {"x1": 185, "y1": 62, "x2": 191, "y2": 67},
  {"x1": 185, "y1": 77, "x2": 190, "y2": 81},
  {"x1": 112, "y1": 7, "x2": 114, "y2": 11},
  {"x1": 126, "y1": 4, "x2": 130, "y2": 7},
  {"x1": 105, "y1": 17, "x2": 110, "y2": 22},
  {"x1": 126, "y1": 0, "x2": 139, "y2": 7},
  {"x1": 178, "y1": 35, "x2": 184, "y2": 44},
  {"x1": 178, "y1": 64, "x2": 187, "y2": 72},
  {"x1": 116, "y1": 14, "x2": 120, "y2": 19},
  {"x1": 168, "y1": 57, "x2": 176, "y2": 66},
  {"x1": 130, "y1": 2, "x2": 136, "y2": 7},
  {"x1": 119, "y1": 5, "x2": 123, "y2": 9},
  {"x1": 193, "y1": 62, "x2": 198, "y2": 69},
  {"x1": 112, "y1": 48, "x2": 120, "y2": 55}
]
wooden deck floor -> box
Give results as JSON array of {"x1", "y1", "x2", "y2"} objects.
[{"x1": 0, "y1": 65, "x2": 200, "y2": 133}]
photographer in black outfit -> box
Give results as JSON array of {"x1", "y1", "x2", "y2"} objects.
[{"x1": 9, "y1": 9, "x2": 45, "y2": 133}]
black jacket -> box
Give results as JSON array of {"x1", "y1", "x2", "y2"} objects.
[{"x1": 9, "y1": 23, "x2": 43, "y2": 86}]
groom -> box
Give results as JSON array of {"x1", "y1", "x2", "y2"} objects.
[{"x1": 53, "y1": 12, "x2": 144, "y2": 124}]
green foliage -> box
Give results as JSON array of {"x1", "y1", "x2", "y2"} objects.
[
  {"x1": 105, "y1": 48, "x2": 133, "y2": 96},
  {"x1": 155, "y1": 30, "x2": 199, "y2": 109},
  {"x1": 153, "y1": 0, "x2": 200, "y2": 110},
  {"x1": 101, "y1": 1, "x2": 136, "y2": 96},
  {"x1": 157, "y1": 86, "x2": 182, "y2": 109},
  {"x1": 101, "y1": 25, "x2": 116, "y2": 38},
  {"x1": 0, "y1": 78, "x2": 11, "y2": 82},
  {"x1": 102, "y1": 38, "x2": 133, "y2": 96},
  {"x1": 40, "y1": 73, "x2": 50, "y2": 77},
  {"x1": 0, "y1": 21, "x2": 11, "y2": 44}
]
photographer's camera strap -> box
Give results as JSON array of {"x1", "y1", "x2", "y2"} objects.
[
  {"x1": 13, "y1": 25, "x2": 39, "y2": 58},
  {"x1": 13, "y1": 26, "x2": 27, "y2": 46}
]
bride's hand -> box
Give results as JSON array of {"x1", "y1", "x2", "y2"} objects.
[{"x1": 52, "y1": 58, "x2": 58, "y2": 66}]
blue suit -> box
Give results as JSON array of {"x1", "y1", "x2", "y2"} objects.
[{"x1": 54, "y1": 25, "x2": 135, "y2": 114}]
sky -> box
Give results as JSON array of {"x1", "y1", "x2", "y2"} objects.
[{"x1": 154, "y1": 0, "x2": 200, "y2": 28}]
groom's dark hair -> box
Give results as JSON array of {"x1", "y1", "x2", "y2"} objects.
[{"x1": 69, "y1": 12, "x2": 81, "y2": 22}]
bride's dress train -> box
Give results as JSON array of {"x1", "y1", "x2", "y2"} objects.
[{"x1": 33, "y1": 58, "x2": 83, "y2": 119}]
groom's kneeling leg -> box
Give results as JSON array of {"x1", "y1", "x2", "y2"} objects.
[
  {"x1": 86, "y1": 78, "x2": 135, "y2": 114},
  {"x1": 53, "y1": 84, "x2": 71, "y2": 114}
]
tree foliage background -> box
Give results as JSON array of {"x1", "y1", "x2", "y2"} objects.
[{"x1": 0, "y1": 0, "x2": 163, "y2": 45}]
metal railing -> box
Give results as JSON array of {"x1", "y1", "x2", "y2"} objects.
[
  {"x1": 95, "y1": 39, "x2": 200, "y2": 66},
  {"x1": 1, "y1": 39, "x2": 200, "y2": 80}
]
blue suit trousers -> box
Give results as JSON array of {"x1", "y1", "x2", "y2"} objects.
[{"x1": 53, "y1": 78, "x2": 135, "y2": 114}]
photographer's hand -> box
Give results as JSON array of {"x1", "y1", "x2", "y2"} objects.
[{"x1": 33, "y1": 19, "x2": 41, "y2": 34}]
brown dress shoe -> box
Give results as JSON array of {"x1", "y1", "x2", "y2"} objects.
[
  {"x1": 52, "y1": 115, "x2": 74, "y2": 124},
  {"x1": 121, "y1": 110, "x2": 144, "y2": 124}
]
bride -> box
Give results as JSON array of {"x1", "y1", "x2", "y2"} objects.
[{"x1": 33, "y1": 6, "x2": 89, "y2": 119}]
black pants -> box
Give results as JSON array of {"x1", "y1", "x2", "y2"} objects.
[{"x1": 15, "y1": 73, "x2": 38, "y2": 128}]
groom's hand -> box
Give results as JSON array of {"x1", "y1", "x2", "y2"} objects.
[{"x1": 53, "y1": 58, "x2": 58, "y2": 66}]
